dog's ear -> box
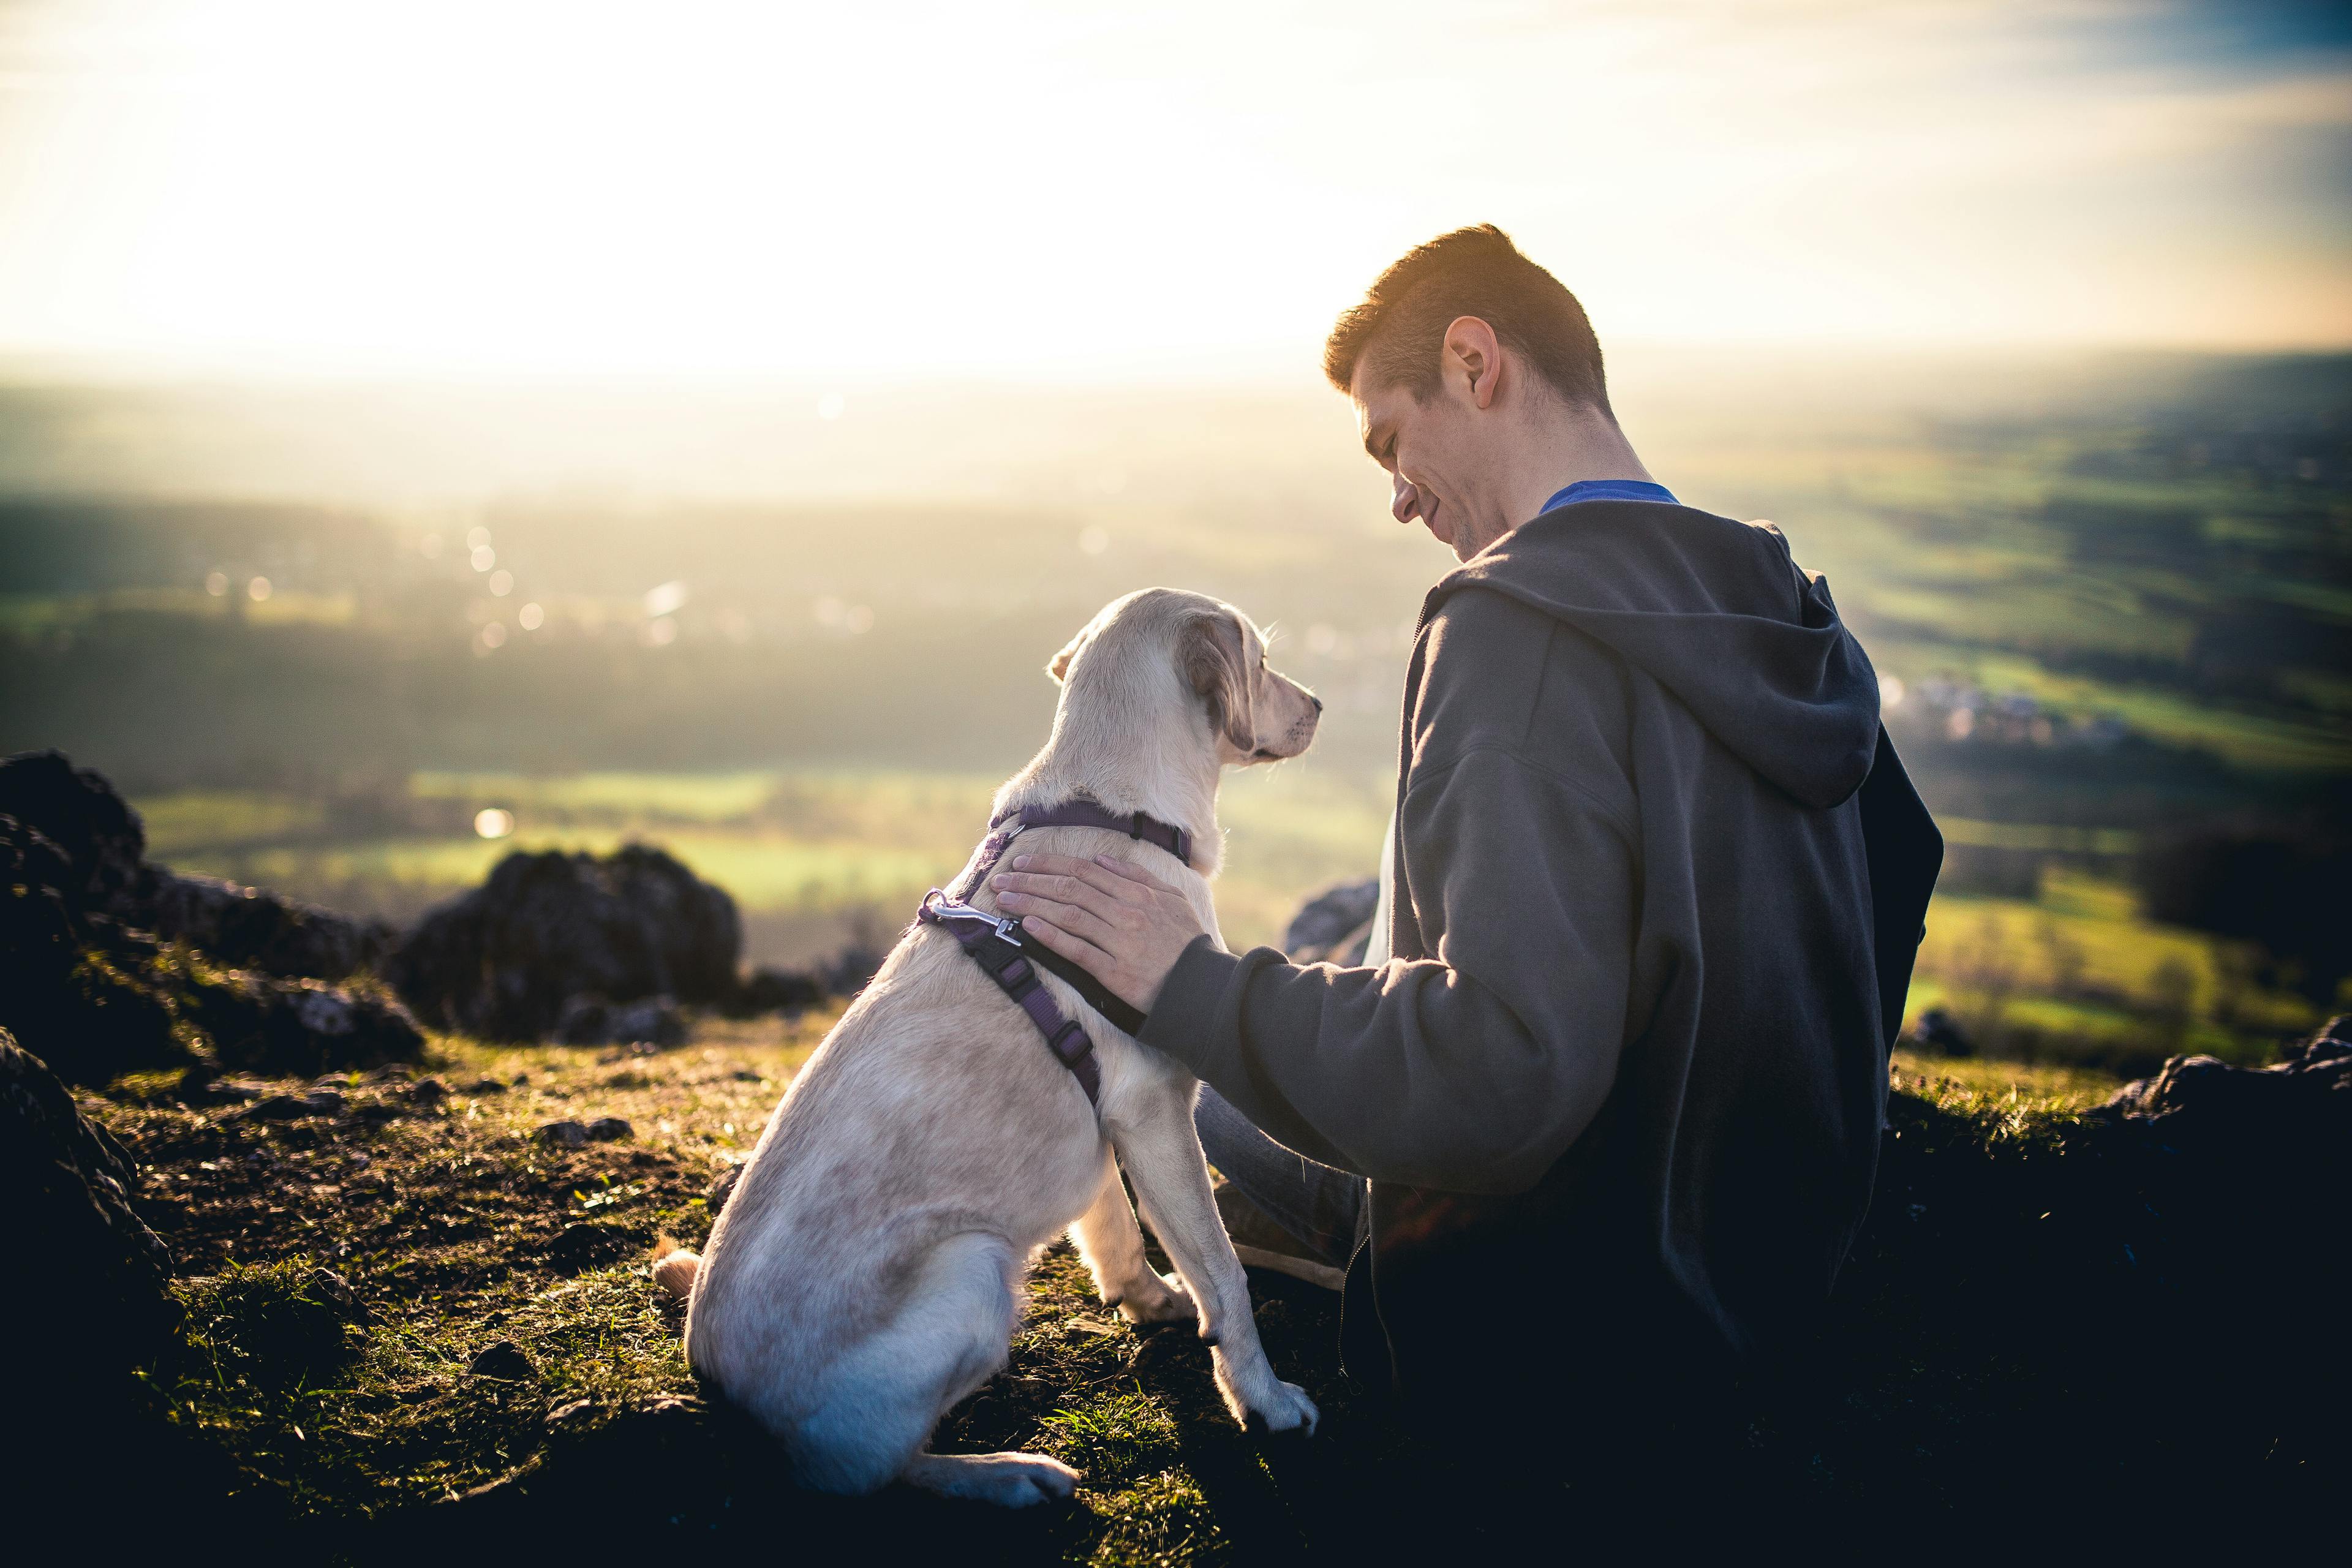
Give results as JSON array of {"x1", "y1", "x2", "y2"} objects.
[
  {"x1": 1182, "y1": 609, "x2": 1255, "y2": 753},
  {"x1": 1047, "y1": 630, "x2": 1085, "y2": 684}
]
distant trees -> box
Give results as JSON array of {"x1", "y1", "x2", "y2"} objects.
[{"x1": 2136, "y1": 826, "x2": 2352, "y2": 1006}]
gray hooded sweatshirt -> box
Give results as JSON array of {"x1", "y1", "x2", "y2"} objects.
[{"x1": 1140, "y1": 500, "x2": 1942, "y2": 1402}]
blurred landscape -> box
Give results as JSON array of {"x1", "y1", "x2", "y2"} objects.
[{"x1": 4, "y1": 347, "x2": 2347, "y2": 1079}]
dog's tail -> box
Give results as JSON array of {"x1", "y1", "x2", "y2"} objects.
[{"x1": 651, "y1": 1236, "x2": 701, "y2": 1302}]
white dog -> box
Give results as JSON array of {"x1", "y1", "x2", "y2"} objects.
[{"x1": 654, "y1": 588, "x2": 1322, "y2": 1506}]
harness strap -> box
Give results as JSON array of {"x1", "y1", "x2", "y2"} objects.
[
  {"x1": 994, "y1": 801, "x2": 1193, "y2": 870},
  {"x1": 1020, "y1": 938, "x2": 1146, "y2": 1035},
  {"x1": 917, "y1": 796, "x2": 1191, "y2": 1108},
  {"x1": 918, "y1": 899, "x2": 1102, "y2": 1103}
]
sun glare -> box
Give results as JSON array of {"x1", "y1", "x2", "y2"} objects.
[{"x1": 0, "y1": 0, "x2": 2344, "y2": 375}]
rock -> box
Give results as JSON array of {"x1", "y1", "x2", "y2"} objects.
[
  {"x1": 4, "y1": 1024, "x2": 290, "y2": 1539},
  {"x1": 1, "y1": 805, "x2": 181, "y2": 1083},
  {"x1": 0, "y1": 810, "x2": 89, "y2": 995},
  {"x1": 2094, "y1": 1016, "x2": 2352, "y2": 1134},
  {"x1": 0, "y1": 750, "x2": 391, "y2": 981},
  {"x1": 1283, "y1": 878, "x2": 1379, "y2": 967},
  {"x1": 176, "y1": 1069, "x2": 263, "y2": 1105},
  {"x1": 726, "y1": 965, "x2": 826, "y2": 1018},
  {"x1": 585, "y1": 1116, "x2": 633, "y2": 1142},
  {"x1": 467, "y1": 1340, "x2": 535, "y2": 1381},
  {"x1": 232, "y1": 1093, "x2": 322, "y2": 1123},
  {"x1": 536, "y1": 1120, "x2": 590, "y2": 1149},
  {"x1": 463, "y1": 1077, "x2": 507, "y2": 1095},
  {"x1": 200, "y1": 976, "x2": 426, "y2": 1080},
  {"x1": 821, "y1": 941, "x2": 887, "y2": 1000},
  {"x1": 387, "y1": 845, "x2": 741, "y2": 1041},
  {"x1": 405, "y1": 1077, "x2": 449, "y2": 1106},
  {"x1": 707, "y1": 1163, "x2": 745, "y2": 1216},
  {"x1": 552, "y1": 993, "x2": 687, "y2": 1049},
  {"x1": 0, "y1": 752, "x2": 426, "y2": 1085},
  {"x1": 0, "y1": 750, "x2": 148, "y2": 911},
  {"x1": 0, "y1": 1026, "x2": 178, "y2": 1390},
  {"x1": 134, "y1": 871, "x2": 395, "y2": 983},
  {"x1": 1910, "y1": 1006, "x2": 1972, "y2": 1055},
  {"x1": 2059, "y1": 1014, "x2": 2352, "y2": 1409}
]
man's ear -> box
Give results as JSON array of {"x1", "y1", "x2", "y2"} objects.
[
  {"x1": 1442, "y1": 315, "x2": 1503, "y2": 409},
  {"x1": 1047, "y1": 631, "x2": 1084, "y2": 684},
  {"x1": 1182, "y1": 610, "x2": 1254, "y2": 752}
]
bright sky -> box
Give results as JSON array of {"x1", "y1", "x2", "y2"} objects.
[{"x1": 1, "y1": 0, "x2": 2345, "y2": 377}]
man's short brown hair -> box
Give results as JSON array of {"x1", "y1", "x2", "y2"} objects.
[{"x1": 1324, "y1": 224, "x2": 1610, "y2": 415}]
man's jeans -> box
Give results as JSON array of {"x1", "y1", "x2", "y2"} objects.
[{"x1": 1194, "y1": 1084, "x2": 1366, "y2": 1268}]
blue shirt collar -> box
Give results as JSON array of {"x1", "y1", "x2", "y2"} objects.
[{"x1": 1539, "y1": 478, "x2": 1678, "y2": 514}]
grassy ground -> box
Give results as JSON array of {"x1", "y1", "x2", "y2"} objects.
[
  {"x1": 89, "y1": 1004, "x2": 2331, "y2": 1556},
  {"x1": 94, "y1": 1010, "x2": 1377, "y2": 1560},
  {"x1": 1888, "y1": 1049, "x2": 2121, "y2": 1110},
  {"x1": 110, "y1": 1017, "x2": 827, "y2": 1523}
]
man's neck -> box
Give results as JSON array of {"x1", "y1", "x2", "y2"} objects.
[{"x1": 1499, "y1": 405, "x2": 1654, "y2": 535}]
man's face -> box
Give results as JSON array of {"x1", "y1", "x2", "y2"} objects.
[{"x1": 1351, "y1": 360, "x2": 1510, "y2": 564}]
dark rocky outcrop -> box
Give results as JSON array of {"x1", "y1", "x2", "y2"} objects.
[
  {"x1": 0, "y1": 748, "x2": 148, "y2": 910},
  {"x1": 2092, "y1": 1016, "x2": 2352, "y2": 1129},
  {"x1": 1282, "y1": 877, "x2": 1378, "y2": 967},
  {"x1": 554, "y1": 993, "x2": 687, "y2": 1049},
  {"x1": 1, "y1": 802, "x2": 175, "y2": 1083},
  {"x1": 1826, "y1": 1013, "x2": 2352, "y2": 1520},
  {"x1": 137, "y1": 870, "x2": 396, "y2": 982},
  {"x1": 725, "y1": 965, "x2": 827, "y2": 1018},
  {"x1": 0, "y1": 1027, "x2": 277, "y2": 1538},
  {"x1": 184, "y1": 975, "x2": 421, "y2": 1079},
  {"x1": 2067, "y1": 1016, "x2": 2352, "y2": 1335},
  {"x1": 818, "y1": 940, "x2": 888, "y2": 1002},
  {"x1": 388, "y1": 845, "x2": 742, "y2": 1041},
  {"x1": 0, "y1": 751, "x2": 423, "y2": 1084},
  {"x1": 0, "y1": 748, "x2": 394, "y2": 981},
  {"x1": 0, "y1": 1026, "x2": 176, "y2": 1366}
]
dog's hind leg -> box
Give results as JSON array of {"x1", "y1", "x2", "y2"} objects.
[
  {"x1": 1113, "y1": 1079, "x2": 1319, "y2": 1435},
  {"x1": 1069, "y1": 1139, "x2": 1194, "y2": 1326},
  {"x1": 790, "y1": 1231, "x2": 1080, "y2": 1507}
]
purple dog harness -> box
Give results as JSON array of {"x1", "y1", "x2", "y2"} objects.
[{"x1": 916, "y1": 801, "x2": 1194, "y2": 1106}]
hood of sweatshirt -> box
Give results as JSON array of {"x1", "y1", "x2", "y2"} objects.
[{"x1": 1428, "y1": 501, "x2": 1883, "y2": 809}]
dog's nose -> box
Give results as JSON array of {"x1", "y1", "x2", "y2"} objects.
[{"x1": 1309, "y1": 694, "x2": 1324, "y2": 712}]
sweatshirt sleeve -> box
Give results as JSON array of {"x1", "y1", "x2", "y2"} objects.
[{"x1": 1140, "y1": 742, "x2": 1635, "y2": 1196}]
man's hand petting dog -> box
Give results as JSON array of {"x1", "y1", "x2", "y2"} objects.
[{"x1": 992, "y1": 853, "x2": 1205, "y2": 1014}]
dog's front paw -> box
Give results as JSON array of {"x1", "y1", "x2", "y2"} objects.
[
  {"x1": 1212, "y1": 1353, "x2": 1320, "y2": 1436},
  {"x1": 1109, "y1": 1270, "x2": 1194, "y2": 1327},
  {"x1": 1245, "y1": 1378, "x2": 1319, "y2": 1436}
]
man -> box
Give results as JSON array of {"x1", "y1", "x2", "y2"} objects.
[{"x1": 992, "y1": 225, "x2": 1942, "y2": 1428}]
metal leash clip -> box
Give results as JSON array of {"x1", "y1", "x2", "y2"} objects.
[{"x1": 917, "y1": 888, "x2": 1025, "y2": 946}]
